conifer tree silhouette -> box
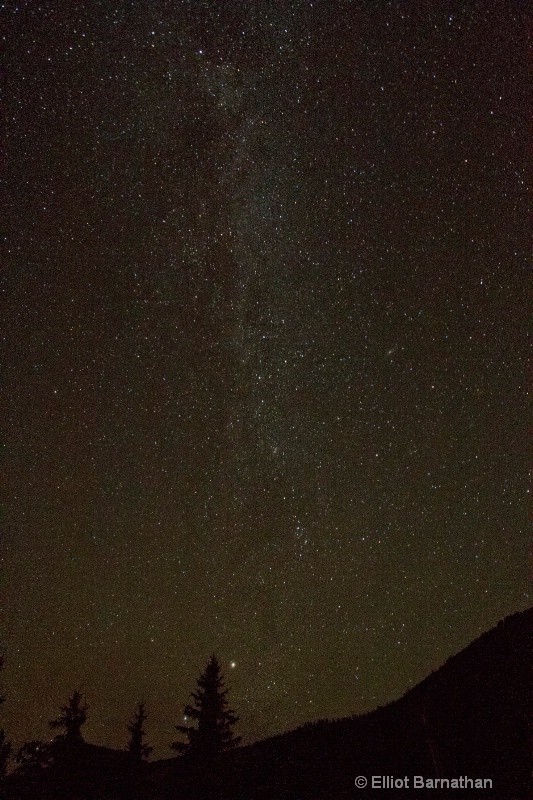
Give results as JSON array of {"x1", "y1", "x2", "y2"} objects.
[
  {"x1": 127, "y1": 700, "x2": 153, "y2": 761},
  {"x1": 49, "y1": 689, "x2": 88, "y2": 743},
  {"x1": 171, "y1": 655, "x2": 241, "y2": 761}
]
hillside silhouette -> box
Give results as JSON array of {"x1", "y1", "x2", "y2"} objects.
[
  {"x1": 149, "y1": 607, "x2": 531, "y2": 799},
  {"x1": 5, "y1": 607, "x2": 531, "y2": 799}
]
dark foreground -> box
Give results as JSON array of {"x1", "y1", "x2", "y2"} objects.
[{"x1": 4, "y1": 607, "x2": 531, "y2": 799}]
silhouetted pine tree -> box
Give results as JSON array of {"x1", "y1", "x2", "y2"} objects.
[
  {"x1": 171, "y1": 654, "x2": 241, "y2": 762},
  {"x1": 49, "y1": 689, "x2": 88, "y2": 743},
  {"x1": 127, "y1": 700, "x2": 152, "y2": 761}
]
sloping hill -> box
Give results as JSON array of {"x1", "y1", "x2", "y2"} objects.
[
  {"x1": 5, "y1": 608, "x2": 530, "y2": 798},
  {"x1": 150, "y1": 607, "x2": 531, "y2": 799}
]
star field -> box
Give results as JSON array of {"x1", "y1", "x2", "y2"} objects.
[{"x1": 2, "y1": 0, "x2": 529, "y2": 757}]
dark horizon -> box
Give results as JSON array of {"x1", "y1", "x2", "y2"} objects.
[
  {"x1": 5, "y1": 605, "x2": 531, "y2": 767},
  {"x1": 3, "y1": 0, "x2": 528, "y2": 761},
  {"x1": 4, "y1": 605, "x2": 531, "y2": 799}
]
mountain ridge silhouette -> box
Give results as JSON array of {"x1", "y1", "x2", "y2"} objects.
[{"x1": 6, "y1": 606, "x2": 530, "y2": 798}]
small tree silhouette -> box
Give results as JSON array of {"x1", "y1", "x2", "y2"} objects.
[
  {"x1": 171, "y1": 655, "x2": 241, "y2": 762},
  {"x1": 127, "y1": 700, "x2": 152, "y2": 761},
  {"x1": 49, "y1": 689, "x2": 88, "y2": 743}
]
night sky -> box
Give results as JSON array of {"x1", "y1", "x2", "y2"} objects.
[{"x1": 3, "y1": 0, "x2": 529, "y2": 759}]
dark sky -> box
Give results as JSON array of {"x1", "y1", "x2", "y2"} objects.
[{"x1": 3, "y1": 0, "x2": 529, "y2": 758}]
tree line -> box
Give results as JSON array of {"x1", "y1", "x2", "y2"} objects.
[{"x1": 0, "y1": 654, "x2": 241, "y2": 778}]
